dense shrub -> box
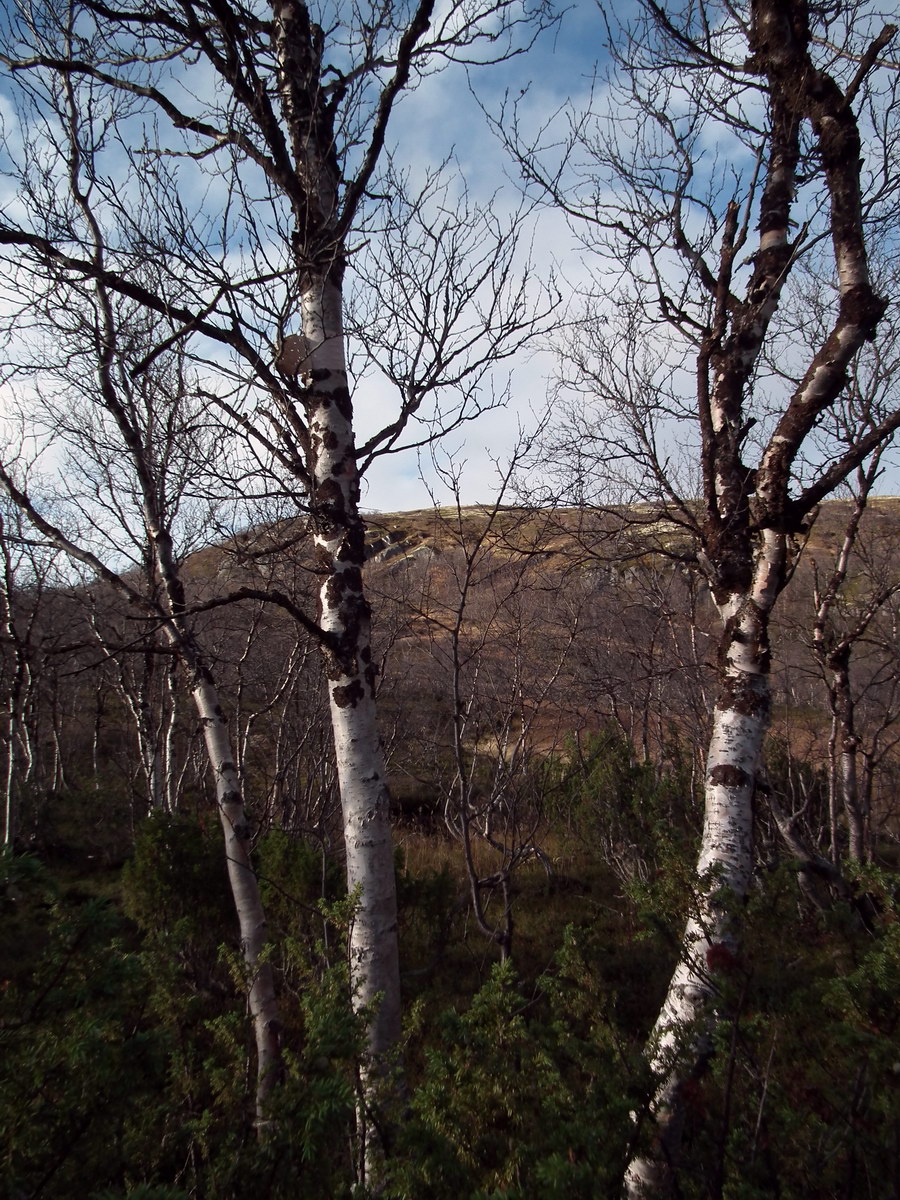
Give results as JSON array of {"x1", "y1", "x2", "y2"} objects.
[{"x1": 5, "y1": 755, "x2": 900, "y2": 1198}]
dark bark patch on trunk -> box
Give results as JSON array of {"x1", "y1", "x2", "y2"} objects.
[
  {"x1": 342, "y1": 566, "x2": 362, "y2": 592},
  {"x1": 222, "y1": 805, "x2": 251, "y2": 841},
  {"x1": 332, "y1": 678, "x2": 365, "y2": 708},
  {"x1": 330, "y1": 385, "x2": 352, "y2": 421},
  {"x1": 709, "y1": 763, "x2": 752, "y2": 789},
  {"x1": 839, "y1": 286, "x2": 889, "y2": 336},
  {"x1": 706, "y1": 532, "x2": 753, "y2": 603},
  {"x1": 330, "y1": 452, "x2": 354, "y2": 479},
  {"x1": 324, "y1": 566, "x2": 362, "y2": 609},
  {"x1": 337, "y1": 531, "x2": 364, "y2": 562},
  {"x1": 717, "y1": 674, "x2": 769, "y2": 718},
  {"x1": 315, "y1": 478, "x2": 342, "y2": 508},
  {"x1": 325, "y1": 572, "x2": 345, "y2": 608}
]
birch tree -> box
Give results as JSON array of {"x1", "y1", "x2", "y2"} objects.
[
  {"x1": 0, "y1": 157, "x2": 285, "y2": 1126},
  {"x1": 505, "y1": 1, "x2": 900, "y2": 1190},
  {"x1": 0, "y1": 497, "x2": 94, "y2": 843},
  {"x1": 810, "y1": 458, "x2": 900, "y2": 865},
  {"x1": 0, "y1": 503, "x2": 52, "y2": 845},
  {"x1": 0, "y1": 0, "x2": 555, "y2": 1150}
]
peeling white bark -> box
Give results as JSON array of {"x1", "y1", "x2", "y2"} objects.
[
  {"x1": 330, "y1": 685, "x2": 402, "y2": 1054},
  {"x1": 302, "y1": 276, "x2": 402, "y2": 1062}
]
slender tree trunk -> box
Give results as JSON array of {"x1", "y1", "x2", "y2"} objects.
[
  {"x1": 140, "y1": 653, "x2": 165, "y2": 813},
  {"x1": 3, "y1": 707, "x2": 16, "y2": 846},
  {"x1": 188, "y1": 667, "x2": 284, "y2": 1123},
  {"x1": 2, "y1": 645, "x2": 27, "y2": 846},
  {"x1": 118, "y1": 654, "x2": 166, "y2": 815},
  {"x1": 302, "y1": 272, "x2": 402, "y2": 1064},
  {"x1": 827, "y1": 715, "x2": 841, "y2": 865},
  {"x1": 626, "y1": 536, "x2": 783, "y2": 1196},
  {"x1": 1, "y1": 641, "x2": 38, "y2": 845},
  {"x1": 164, "y1": 657, "x2": 179, "y2": 812},
  {"x1": 811, "y1": 461, "x2": 886, "y2": 866},
  {"x1": 48, "y1": 675, "x2": 67, "y2": 793},
  {"x1": 92, "y1": 688, "x2": 104, "y2": 792},
  {"x1": 147, "y1": 510, "x2": 286, "y2": 1125},
  {"x1": 832, "y1": 663, "x2": 867, "y2": 861}
]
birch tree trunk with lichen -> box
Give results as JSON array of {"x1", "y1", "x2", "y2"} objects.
[
  {"x1": 270, "y1": 0, "x2": 429, "y2": 1066},
  {"x1": 623, "y1": 1, "x2": 897, "y2": 1192},
  {"x1": 303, "y1": 274, "x2": 402, "y2": 1058}
]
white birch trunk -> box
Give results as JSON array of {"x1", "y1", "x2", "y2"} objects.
[
  {"x1": 139, "y1": 663, "x2": 165, "y2": 813},
  {"x1": 0, "y1": 364, "x2": 285, "y2": 1126},
  {"x1": 811, "y1": 471, "x2": 882, "y2": 866},
  {"x1": 164, "y1": 658, "x2": 179, "y2": 813},
  {"x1": 626, "y1": 533, "x2": 783, "y2": 1196},
  {"x1": 834, "y1": 668, "x2": 866, "y2": 862},
  {"x1": 147, "y1": 515, "x2": 285, "y2": 1125},
  {"x1": 3, "y1": 711, "x2": 15, "y2": 847},
  {"x1": 270, "y1": 0, "x2": 406, "y2": 1094},
  {"x1": 189, "y1": 670, "x2": 283, "y2": 1122},
  {"x1": 121, "y1": 675, "x2": 165, "y2": 815},
  {"x1": 301, "y1": 274, "x2": 402, "y2": 1064}
]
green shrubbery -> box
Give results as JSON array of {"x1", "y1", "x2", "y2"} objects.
[
  {"x1": 1, "y1": 850, "x2": 173, "y2": 1197},
  {"x1": 4, "y1": 751, "x2": 900, "y2": 1197},
  {"x1": 551, "y1": 730, "x2": 700, "y2": 885}
]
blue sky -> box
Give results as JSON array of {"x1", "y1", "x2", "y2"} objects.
[
  {"x1": 0, "y1": 0, "x2": 897, "y2": 524},
  {"x1": 0, "y1": 0, "x2": 608, "y2": 517},
  {"x1": 353, "y1": 1, "x2": 611, "y2": 510},
  {"x1": 355, "y1": 0, "x2": 900, "y2": 510}
]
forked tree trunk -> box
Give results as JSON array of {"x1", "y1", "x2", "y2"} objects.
[{"x1": 623, "y1": 3, "x2": 896, "y2": 1186}]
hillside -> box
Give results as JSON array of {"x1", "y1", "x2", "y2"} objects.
[
  {"x1": 3, "y1": 495, "x2": 899, "y2": 1200},
  {"x1": 48, "y1": 494, "x2": 899, "y2": 845}
]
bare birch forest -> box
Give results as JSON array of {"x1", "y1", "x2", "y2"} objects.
[{"x1": 1, "y1": 1, "x2": 900, "y2": 1197}]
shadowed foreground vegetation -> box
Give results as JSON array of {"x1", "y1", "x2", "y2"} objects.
[
  {"x1": 3, "y1": 733, "x2": 899, "y2": 1198},
  {"x1": 3, "y1": 499, "x2": 900, "y2": 1197}
]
